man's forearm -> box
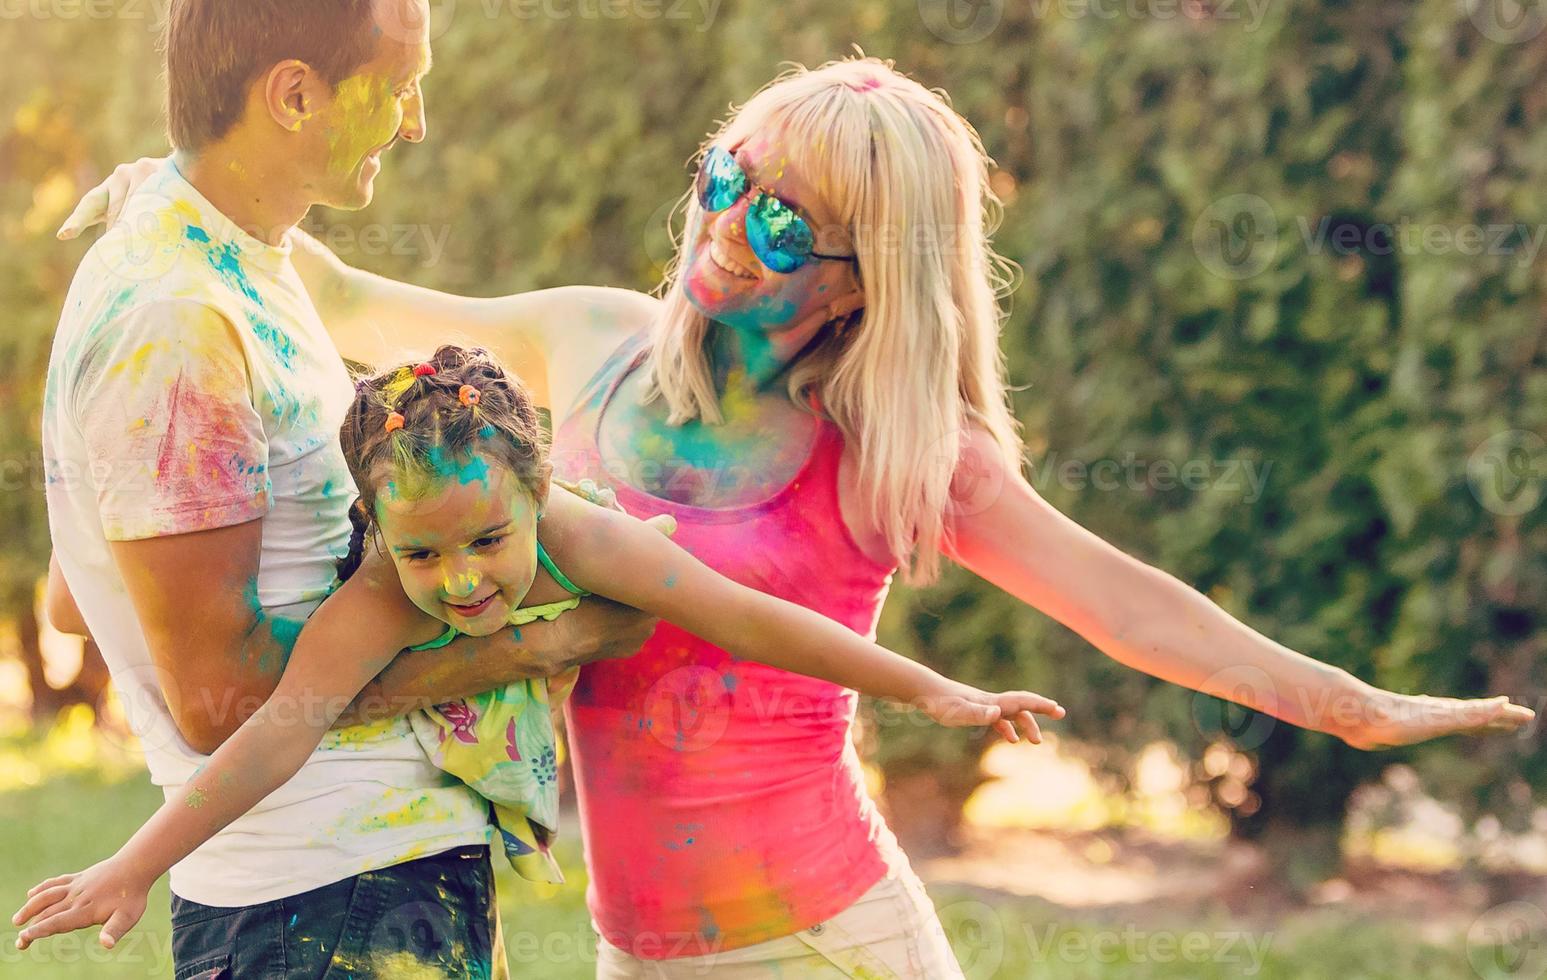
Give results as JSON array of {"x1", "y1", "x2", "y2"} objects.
[{"x1": 334, "y1": 597, "x2": 647, "y2": 728}]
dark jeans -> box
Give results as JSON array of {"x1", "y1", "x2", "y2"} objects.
[{"x1": 169, "y1": 844, "x2": 506, "y2": 980}]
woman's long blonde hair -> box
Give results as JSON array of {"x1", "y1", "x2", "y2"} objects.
[{"x1": 644, "y1": 56, "x2": 1023, "y2": 583}]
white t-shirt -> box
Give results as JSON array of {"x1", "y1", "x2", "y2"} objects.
[{"x1": 41, "y1": 159, "x2": 492, "y2": 907}]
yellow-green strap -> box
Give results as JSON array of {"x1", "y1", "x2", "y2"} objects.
[{"x1": 536, "y1": 539, "x2": 588, "y2": 597}]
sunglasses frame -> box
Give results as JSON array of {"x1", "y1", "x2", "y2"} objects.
[{"x1": 695, "y1": 145, "x2": 856, "y2": 272}]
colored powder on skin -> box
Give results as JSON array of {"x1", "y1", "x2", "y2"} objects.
[
  {"x1": 185, "y1": 788, "x2": 207, "y2": 808},
  {"x1": 664, "y1": 573, "x2": 678, "y2": 589},
  {"x1": 425, "y1": 446, "x2": 492, "y2": 488},
  {"x1": 324, "y1": 74, "x2": 397, "y2": 177}
]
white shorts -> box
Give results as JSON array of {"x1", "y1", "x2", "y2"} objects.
[{"x1": 594, "y1": 868, "x2": 966, "y2": 978}]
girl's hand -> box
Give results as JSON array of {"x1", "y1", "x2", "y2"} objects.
[
  {"x1": 914, "y1": 683, "x2": 1066, "y2": 744},
  {"x1": 11, "y1": 858, "x2": 151, "y2": 951},
  {"x1": 56, "y1": 156, "x2": 166, "y2": 240},
  {"x1": 1341, "y1": 689, "x2": 1536, "y2": 750}
]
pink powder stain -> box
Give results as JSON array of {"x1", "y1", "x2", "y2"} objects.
[{"x1": 152, "y1": 370, "x2": 263, "y2": 502}]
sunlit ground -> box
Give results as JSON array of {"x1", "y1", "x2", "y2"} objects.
[{"x1": 2, "y1": 633, "x2": 1542, "y2": 978}]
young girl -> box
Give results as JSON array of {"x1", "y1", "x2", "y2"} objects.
[{"x1": 12, "y1": 343, "x2": 1063, "y2": 951}]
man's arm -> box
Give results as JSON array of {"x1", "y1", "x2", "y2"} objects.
[{"x1": 44, "y1": 553, "x2": 90, "y2": 637}]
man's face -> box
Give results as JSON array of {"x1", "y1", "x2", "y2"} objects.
[{"x1": 302, "y1": 0, "x2": 432, "y2": 210}]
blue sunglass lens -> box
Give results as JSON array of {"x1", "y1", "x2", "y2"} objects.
[
  {"x1": 698, "y1": 146, "x2": 748, "y2": 213},
  {"x1": 747, "y1": 195, "x2": 814, "y2": 274}
]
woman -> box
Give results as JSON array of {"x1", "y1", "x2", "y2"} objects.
[{"x1": 65, "y1": 56, "x2": 1532, "y2": 978}]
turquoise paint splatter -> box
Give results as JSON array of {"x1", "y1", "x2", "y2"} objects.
[
  {"x1": 425, "y1": 446, "x2": 492, "y2": 489},
  {"x1": 181, "y1": 224, "x2": 298, "y2": 370}
]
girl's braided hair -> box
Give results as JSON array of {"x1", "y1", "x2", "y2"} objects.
[{"x1": 336, "y1": 344, "x2": 550, "y2": 582}]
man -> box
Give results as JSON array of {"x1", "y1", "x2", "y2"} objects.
[{"x1": 38, "y1": 1, "x2": 651, "y2": 975}]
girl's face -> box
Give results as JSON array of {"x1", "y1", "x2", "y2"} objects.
[
  {"x1": 681, "y1": 128, "x2": 862, "y2": 345},
  {"x1": 372, "y1": 453, "x2": 542, "y2": 637}
]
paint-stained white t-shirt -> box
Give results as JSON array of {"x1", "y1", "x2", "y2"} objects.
[{"x1": 41, "y1": 159, "x2": 492, "y2": 907}]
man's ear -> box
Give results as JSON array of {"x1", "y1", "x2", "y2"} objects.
[{"x1": 262, "y1": 59, "x2": 319, "y2": 133}]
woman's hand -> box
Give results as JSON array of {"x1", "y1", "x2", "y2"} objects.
[
  {"x1": 1339, "y1": 688, "x2": 1535, "y2": 750},
  {"x1": 56, "y1": 156, "x2": 166, "y2": 240},
  {"x1": 912, "y1": 682, "x2": 1067, "y2": 744},
  {"x1": 11, "y1": 857, "x2": 152, "y2": 951}
]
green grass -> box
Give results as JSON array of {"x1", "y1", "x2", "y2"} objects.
[{"x1": 0, "y1": 770, "x2": 1484, "y2": 979}]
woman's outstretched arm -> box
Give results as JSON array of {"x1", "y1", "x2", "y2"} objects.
[
  {"x1": 940, "y1": 429, "x2": 1535, "y2": 750},
  {"x1": 55, "y1": 155, "x2": 657, "y2": 416}
]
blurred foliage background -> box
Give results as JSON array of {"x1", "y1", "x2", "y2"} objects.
[{"x1": 1, "y1": 1, "x2": 1544, "y2": 974}]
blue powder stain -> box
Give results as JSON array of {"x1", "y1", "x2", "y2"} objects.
[
  {"x1": 426, "y1": 446, "x2": 492, "y2": 488},
  {"x1": 288, "y1": 914, "x2": 298, "y2": 928},
  {"x1": 664, "y1": 573, "x2": 678, "y2": 589},
  {"x1": 721, "y1": 671, "x2": 738, "y2": 692},
  {"x1": 511, "y1": 627, "x2": 522, "y2": 642},
  {"x1": 698, "y1": 909, "x2": 721, "y2": 943},
  {"x1": 181, "y1": 224, "x2": 298, "y2": 369}
]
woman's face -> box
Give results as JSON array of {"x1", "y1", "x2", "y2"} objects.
[
  {"x1": 373, "y1": 453, "x2": 542, "y2": 637},
  {"x1": 681, "y1": 128, "x2": 863, "y2": 347}
]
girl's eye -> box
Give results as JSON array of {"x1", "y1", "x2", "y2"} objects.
[
  {"x1": 474, "y1": 535, "x2": 506, "y2": 549},
  {"x1": 407, "y1": 552, "x2": 434, "y2": 562}
]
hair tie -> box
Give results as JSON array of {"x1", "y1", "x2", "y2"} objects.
[
  {"x1": 458, "y1": 384, "x2": 481, "y2": 408},
  {"x1": 413, "y1": 363, "x2": 437, "y2": 378},
  {"x1": 384, "y1": 412, "x2": 406, "y2": 434}
]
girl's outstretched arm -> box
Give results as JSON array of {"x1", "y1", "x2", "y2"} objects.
[
  {"x1": 941, "y1": 428, "x2": 1535, "y2": 750},
  {"x1": 540, "y1": 488, "x2": 1064, "y2": 741},
  {"x1": 10, "y1": 554, "x2": 443, "y2": 951}
]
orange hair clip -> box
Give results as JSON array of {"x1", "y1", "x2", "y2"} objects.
[
  {"x1": 413, "y1": 363, "x2": 437, "y2": 378},
  {"x1": 458, "y1": 384, "x2": 481, "y2": 407},
  {"x1": 384, "y1": 412, "x2": 406, "y2": 434}
]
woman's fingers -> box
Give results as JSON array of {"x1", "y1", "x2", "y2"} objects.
[
  {"x1": 56, "y1": 184, "x2": 112, "y2": 241},
  {"x1": 1011, "y1": 709, "x2": 1042, "y2": 744},
  {"x1": 994, "y1": 717, "x2": 1019, "y2": 743},
  {"x1": 12, "y1": 884, "x2": 71, "y2": 927}
]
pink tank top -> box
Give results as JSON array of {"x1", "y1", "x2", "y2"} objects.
[{"x1": 552, "y1": 333, "x2": 902, "y2": 958}]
